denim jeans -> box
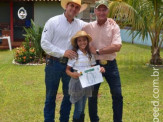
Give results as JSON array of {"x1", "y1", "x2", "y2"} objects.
[
  {"x1": 88, "y1": 59, "x2": 123, "y2": 122},
  {"x1": 44, "y1": 58, "x2": 71, "y2": 122},
  {"x1": 73, "y1": 96, "x2": 87, "y2": 119}
]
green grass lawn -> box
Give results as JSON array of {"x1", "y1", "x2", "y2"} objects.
[{"x1": 0, "y1": 42, "x2": 162, "y2": 122}]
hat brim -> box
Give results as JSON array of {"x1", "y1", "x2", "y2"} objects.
[
  {"x1": 96, "y1": 4, "x2": 108, "y2": 9},
  {"x1": 61, "y1": 2, "x2": 87, "y2": 13},
  {"x1": 71, "y1": 34, "x2": 92, "y2": 47}
]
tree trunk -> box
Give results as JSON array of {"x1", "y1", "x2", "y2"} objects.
[{"x1": 150, "y1": 46, "x2": 162, "y2": 65}]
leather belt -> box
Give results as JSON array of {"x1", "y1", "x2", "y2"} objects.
[
  {"x1": 46, "y1": 55, "x2": 68, "y2": 64},
  {"x1": 47, "y1": 55, "x2": 60, "y2": 61}
]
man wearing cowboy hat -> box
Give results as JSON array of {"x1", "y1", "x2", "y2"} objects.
[
  {"x1": 41, "y1": 0, "x2": 88, "y2": 122},
  {"x1": 82, "y1": 0, "x2": 123, "y2": 122}
]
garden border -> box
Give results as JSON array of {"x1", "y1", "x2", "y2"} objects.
[{"x1": 12, "y1": 59, "x2": 45, "y2": 66}]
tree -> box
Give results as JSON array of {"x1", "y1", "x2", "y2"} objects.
[{"x1": 108, "y1": 0, "x2": 163, "y2": 65}]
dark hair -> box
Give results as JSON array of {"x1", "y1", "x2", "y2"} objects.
[{"x1": 72, "y1": 37, "x2": 92, "y2": 60}]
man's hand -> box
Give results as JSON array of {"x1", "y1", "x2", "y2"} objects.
[
  {"x1": 64, "y1": 50, "x2": 77, "y2": 59},
  {"x1": 108, "y1": 18, "x2": 116, "y2": 25},
  {"x1": 99, "y1": 44, "x2": 122, "y2": 54}
]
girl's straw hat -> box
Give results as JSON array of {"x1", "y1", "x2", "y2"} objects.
[
  {"x1": 71, "y1": 31, "x2": 92, "y2": 47},
  {"x1": 61, "y1": 0, "x2": 88, "y2": 13}
]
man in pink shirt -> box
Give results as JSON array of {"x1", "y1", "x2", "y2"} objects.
[{"x1": 82, "y1": 0, "x2": 123, "y2": 122}]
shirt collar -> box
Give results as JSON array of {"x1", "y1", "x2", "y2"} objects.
[
  {"x1": 77, "y1": 49, "x2": 82, "y2": 54},
  {"x1": 78, "y1": 49, "x2": 88, "y2": 55},
  {"x1": 96, "y1": 18, "x2": 108, "y2": 27},
  {"x1": 62, "y1": 13, "x2": 75, "y2": 23}
]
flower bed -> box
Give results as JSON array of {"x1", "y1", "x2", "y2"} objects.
[{"x1": 14, "y1": 46, "x2": 36, "y2": 64}]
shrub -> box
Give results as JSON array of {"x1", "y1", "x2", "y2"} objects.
[
  {"x1": 14, "y1": 20, "x2": 45, "y2": 64},
  {"x1": 23, "y1": 20, "x2": 45, "y2": 63},
  {"x1": 14, "y1": 45, "x2": 36, "y2": 64}
]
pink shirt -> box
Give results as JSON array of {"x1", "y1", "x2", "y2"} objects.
[{"x1": 82, "y1": 19, "x2": 122, "y2": 61}]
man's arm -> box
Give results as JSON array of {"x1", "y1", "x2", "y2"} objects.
[
  {"x1": 41, "y1": 19, "x2": 64, "y2": 57},
  {"x1": 90, "y1": 23, "x2": 122, "y2": 55},
  {"x1": 98, "y1": 44, "x2": 122, "y2": 54},
  {"x1": 98, "y1": 22, "x2": 122, "y2": 55},
  {"x1": 90, "y1": 44, "x2": 121, "y2": 55},
  {"x1": 99, "y1": 22, "x2": 122, "y2": 55},
  {"x1": 41, "y1": 19, "x2": 77, "y2": 59}
]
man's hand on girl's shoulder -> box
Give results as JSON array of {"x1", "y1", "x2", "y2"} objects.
[
  {"x1": 64, "y1": 50, "x2": 77, "y2": 59},
  {"x1": 108, "y1": 18, "x2": 116, "y2": 25}
]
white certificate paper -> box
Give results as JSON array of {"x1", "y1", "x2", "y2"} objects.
[{"x1": 78, "y1": 65, "x2": 104, "y2": 88}]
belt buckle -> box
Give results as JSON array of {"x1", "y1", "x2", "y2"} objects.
[
  {"x1": 59, "y1": 57, "x2": 68, "y2": 64},
  {"x1": 99, "y1": 60, "x2": 107, "y2": 65}
]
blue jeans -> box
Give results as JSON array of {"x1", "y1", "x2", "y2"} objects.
[
  {"x1": 44, "y1": 58, "x2": 71, "y2": 122},
  {"x1": 88, "y1": 59, "x2": 123, "y2": 122},
  {"x1": 73, "y1": 96, "x2": 87, "y2": 119}
]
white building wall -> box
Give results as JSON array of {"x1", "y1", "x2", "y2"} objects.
[{"x1": 121, "y1": 29, "x2": 163, "y2": 47}]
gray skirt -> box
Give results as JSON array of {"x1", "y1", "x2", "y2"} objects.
[{"x1": 69, "y1": 77, "x2": 93, "y2": 104}]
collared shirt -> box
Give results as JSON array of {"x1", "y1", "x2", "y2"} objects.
[
  {"x1": 41, "y1": 13, "x2": 87, "y2": 58},
  {"x1": 82, "y1": 19, "x2": 122, "y2": 60},
  {"x1": 67, "y1": 49, "x2": 96, "y2": 71}
]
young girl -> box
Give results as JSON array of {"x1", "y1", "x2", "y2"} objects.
[{"x1": 66, "y1": 31, "x2": 105, "y2": 122}]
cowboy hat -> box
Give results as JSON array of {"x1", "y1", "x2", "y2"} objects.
[
  {"x1": 61, "y1": 0, "x2": 88, "y2": 13},
  {"x1": 71, "y1": 31, "x2": 92, "y2": 47}
]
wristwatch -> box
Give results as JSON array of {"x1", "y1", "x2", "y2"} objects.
[{"x1": 96, "y1": 49, "x2": 100, "y2": 55}]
